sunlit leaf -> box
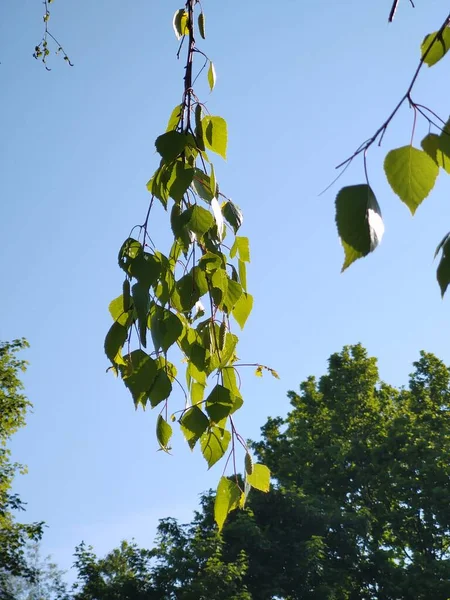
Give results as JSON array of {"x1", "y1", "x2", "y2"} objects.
[
  {"x1": 246, "y1": 463, "x2": 270, "y2": 492},
  {"x1": 173, "y1": 9, "x2": 189, "y2": 40},
  {"x1": 384, "y1": 146, "x2": 438, "y2": 214},
  {"x1": 200, "y1": 427, "x2": 231, "y2": 468},
  {"x1": 232, "y1": 292, "x2": 253, "y2": 329},
  {"x1": 421, "y1": 28, "x2": 450, "y2": 67},
  {"x1": 202, "y1": 116, "x2": 227, "y2": 159},
  {"x1": 207, "y1": 61, "x2": 216, "y2": 91},
  {"x1": 214, "y1": 476, "x2": 242, "y2": 532}
]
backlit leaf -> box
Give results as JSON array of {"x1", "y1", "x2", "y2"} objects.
[
  {"x1": 182, "y1": 205, "x2": 214, "y2": 237},
  {"x1": 230, "y1": 236, "x2": 250, "y2": 262},
  {"x1": 421, "y1": 28, "x2": 450, "y2": 67},
  {"x1": 180, "y1": 405, "x2": 209, "y2": 449},
  {"x1": 200, "y1": 427, "x2": 231, "y2": 468},
  {"x1": 384, "y1": 146, "x2": 438, "y2": 214},
  {"x1": 156, "y1": 415, "x2": 172, "y2": 451},
  {"x1": 232, "y1": 292, "x2": 253, "y2": 329},
  {"x1": 121, "y1": 350, "x2": 157, "y2": 408},
  {"x1": 208, "y1": 61, "x2": 216, "y2": 91},
  {"x1": 149, "y1": 305, "x2": 183, "y2": 353},
  {"x1": 205, "y1": 384, "x2": 234, "y2": 422},
  {"x1": 166, "y1": 104, "x2": 183, "y2": 131},
  {"x1": 202, "y1": 116, "x2": 227, "y2": 159},
  {"x1": 173, "y1": 9, "x2": 189, "y2": 40},
  {"x1": 214, "y1": 477, "x2": 242, "y2": 532},
  {"x1": 246, "y1": 463, "x2": 270, "y2": 492}
]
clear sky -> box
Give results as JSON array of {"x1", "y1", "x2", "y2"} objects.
[{"x1": 1, "y1": 0, "x2": 450, "y2": 579}]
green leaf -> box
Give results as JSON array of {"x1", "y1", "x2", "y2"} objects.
[
  {"x1": 149, "y1": 305, "x2": 184, "y2": 353},
  {"x1": 232, "y1": 292, "x2": 253, "y2": 329},
  {"x1": 245, "y1": 452, "x2": 253, "y2": 476},
  {"x1": 191, "y1": 381, "x2": 205, "y2": 403},
  {"x1": 384, "y1": 146, "x2": 439, "y2": 215},
  {"x1": 180, "y1": 405, "x2": 209, "y2": 449},
  {"x1": 155, "y1": 131, "x2": 190, "y2": 162},
  {"x1": 200, "y1": 427, "x2": 231, "y2": 469},
  {"x1": 182, "y1": 205, "x2": 214, "y2": 237},
  {"x1": 421, "y1": 131, "x2": 450, "y2": 174},
  {"x1": 214, "y1": 477, "x2": 242, "y2": 532},
  {"x1": 121, "y1": 350, "x2": 157, "y2": 408},
  {"x1": 109, "y1": 295, "x2": 130, "y2": 326},
  {"x1": 222, "y1": 367, "x2": 242, "y2": 402},
  {"x1": 202, "y1": 116, "x2": 227, "y2": 159},
  {"x1": 198, "y1": 12, "x2": 206, "y2": 39},
  {"x1": 166, "y1": 104, "x2": 183, "y2": 131},
  {"x1": 238, "y1": 259, "x2": 247, "y2": 291},
  {"x1": 435, "y1": 232, "x2": 450, "y2": 297},
  {"x1": 167, "y1": 162, "x2": 195, "y2": 202},
  {"x1": 148, "y1": 365, "x2": 172, "y2": 407},
  {"x1": 192, "y1": 169, "x2": 215, "y2": 201},
  {"x1": 170, "y1": 204, "x2": 191, "y2": 252},
  {"x1": 129, "y1": 253, "x2": 162, "y2": 288},
  {"x1": 132, "y1": 283, "x2": 149, "y2": 348},
  {"x1": 225, "y1": 279, "x2": 243, "y2": 311},
  {"x1": 421, "y1": 28, "x2": 450, "y2": 67},
  {"x1": 205, "y1": 384, "x2": 234, "y2": 422},
  {"x1": 199, "y1": 251, "x2": 225, "y2": 274},
  {"x1": 335, "y1": 184, "x2": 384, "y2": 271},
  {"x1": 173, "y1": 9, "x2": 189, "y2": 40},
  {"x1": 219, "y1": 333, "x2": 238, "y2": 367},
  {"x1": 104, "y1": 322, "x2": 128, "y2": 366},
  {"x1": 222, "y1": 201, "x2": 243, "y2": 234},
  {"x1": 156, "y1": 415, "x2": 172, "y2": 451},
  {"x1": 211, "y1": 268, "x2": 228, "y2": 306},
  {"x1": 230, "y1": 236, "x2": 250, "y2": 262},
  {"x1": 177, "y1": 273, "x2": 201, "y2": 311},
  {"x1": 246, "y1": 463, "x2": 270, "y2": 492},
  {"x1": 207, "y1": 61, "x2": 216, "y2": 91},
  {"x1": 118, "y1": 238, "x2": 142, "y2": 270}
]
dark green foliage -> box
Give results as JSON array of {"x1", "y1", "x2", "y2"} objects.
[
  {"x1": 71, "y1": 345, "x2": 450, "y2": 598},
  {"x1": 0, "y1": 339, "x2": 44, "y2": 587}
]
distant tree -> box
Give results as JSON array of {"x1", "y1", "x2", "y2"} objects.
[
  {"x1": 0, "y1": 339, "x2": 44, "y2": 593},
  {"x1": 249, "y1": 344, "x2": 450, "y2": 598},
  {"x1": 69, "y1": 345, "x2": 450, "y2": 598},
  {"x1": 71, "y1": 520, "x2": 250, "y2": 600},
  {"x1": 1, "y1": 542, "x2": 68, "y2": 600},
  {"x1": 71, "y1": 540, "x2": 157, "y2": 600}
]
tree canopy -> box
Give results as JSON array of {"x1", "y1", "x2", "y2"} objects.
[
  {"x1": 64, "y1": 344, "x2": 450, "y2": 599},
  {"x1": 0, "y1": 339, "x2": 44, "y2": 592}
]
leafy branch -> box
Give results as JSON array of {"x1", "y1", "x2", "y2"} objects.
[
  {"x1": 105, "y1": 0, "x2": 273, "y2": 530},
  {"x1": 333, "y1": 11, "x2": 450, "y2": 286},
  {"x1": 33, "y1": 0, "x2": 73, "y2": 70}
]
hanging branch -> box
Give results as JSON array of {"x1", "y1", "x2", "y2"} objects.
[
  {"x1": 105, "y1": 1, "x2": 277, "y2": 531},
  {"x1": 33, "y1": 0, "x2": 73, "y2": 70}
]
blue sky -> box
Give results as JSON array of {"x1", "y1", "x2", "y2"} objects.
[{"x1": 2, "y1": 0, "x2": 450, "y2": 578}]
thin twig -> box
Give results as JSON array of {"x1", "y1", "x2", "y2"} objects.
[{"x1": 336, "y1": 11, "x2": 450, "y2": 170}]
